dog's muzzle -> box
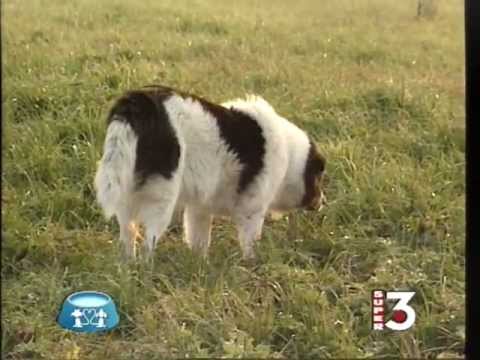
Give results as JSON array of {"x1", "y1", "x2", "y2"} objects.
[{"x1": 317, "y1": 192, "x2": 327, "y2": 211}]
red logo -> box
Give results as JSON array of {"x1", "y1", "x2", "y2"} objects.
[{"x1": 372, "y1": 290, "x2": 416, "y2": 331}]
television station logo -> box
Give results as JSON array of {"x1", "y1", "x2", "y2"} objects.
[{"x1": 372, "y1": 290, "x2": 416, "y2": 331}]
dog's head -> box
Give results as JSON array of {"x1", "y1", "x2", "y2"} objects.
[
  {"x1": 301, "y1": 140, "x2": 327, "y2": 211},
  {"x1": 270, "y1": 138, "x2": 327, "y2": 213}
]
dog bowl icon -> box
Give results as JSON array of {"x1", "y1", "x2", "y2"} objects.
[{"x1": 57, "y1": 291, "x2": 119, "y2": 333}]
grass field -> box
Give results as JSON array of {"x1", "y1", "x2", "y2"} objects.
[{"x1": 2, "y1": 0, "x2": 465, "y2": 358}]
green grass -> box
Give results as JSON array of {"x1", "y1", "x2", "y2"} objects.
[{"x1": 2, "y1": 0, "x2": 465, "y2": 358}]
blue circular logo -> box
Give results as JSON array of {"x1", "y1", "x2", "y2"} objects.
[{"x1": 57, "y1": 291, "x2": 119, "y2": 333}]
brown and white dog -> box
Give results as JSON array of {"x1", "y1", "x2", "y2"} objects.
[{"x1": 94, "y1": 85, "x2": 326, "y2": 260}]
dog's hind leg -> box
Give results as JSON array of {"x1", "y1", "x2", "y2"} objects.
[
  {"x1": 183, "y1": 206, "x2": 212, "y2": 258},
  {"x1": 116, "y1": 207, "x2": 136, "y2": 261},
  {"x1": 136, "y1": 178, "x2": 181, "y2": 261},
  {"x1": 140, "y1": 203, "x2": 176, "y2": 260}
]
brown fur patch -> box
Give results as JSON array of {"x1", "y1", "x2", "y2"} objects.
[
  {"x1": 302, "y1": 139, "x2": 326, "y2": 210},
  {"x1": 140, "y1": 85, "x2": 266, "y2": 193},
  {"x1": 107, "y1": 88, "x2": 180, "y2": 187},
  {"x1": 199, "y1": 101, "x2": 265, "y2": 193}
]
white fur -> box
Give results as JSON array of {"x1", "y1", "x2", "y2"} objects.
[
  {"x1": 95, "y1": 94, "x2": 314, "y2": 260},
  {"x1": 94, "y1": 119, "x2": 137, "y2": 219}
]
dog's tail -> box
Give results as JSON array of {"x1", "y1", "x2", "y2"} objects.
[
  {"x1": 94, "y1": 117, "x2": 137, "y2": 219},
  {"x1": 94, "y1": 90, "x2": 181, "y2": 220}
]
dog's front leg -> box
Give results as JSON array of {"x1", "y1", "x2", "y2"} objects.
[
  {"x1": 183, "y1": 206, "x2": 212, "y2": 258},
  {"x1": 234, "y1": 212, "x2": 265, "y2": 260}
]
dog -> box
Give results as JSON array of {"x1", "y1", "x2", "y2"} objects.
[{"x1": 94, "y1": 85, "x2": 327, "y2": 260}]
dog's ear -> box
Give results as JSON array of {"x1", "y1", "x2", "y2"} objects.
[
  {"x1": 309, "y1": 142, "x2": 326, "y2": 175},
  {"x1": 313, "y1": 154, "x2": 326, "y2": 174}
]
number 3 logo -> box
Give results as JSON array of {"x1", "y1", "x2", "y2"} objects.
[{"x1": 385, "y1": 291, "x2": 416, "y2": 331}]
